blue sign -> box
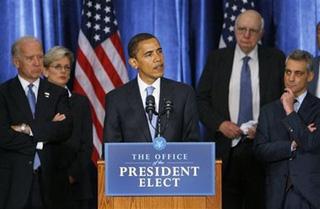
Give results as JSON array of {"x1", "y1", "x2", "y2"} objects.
[{"x1": 104, "y1": 142, "x2": 215, "y2": 196}]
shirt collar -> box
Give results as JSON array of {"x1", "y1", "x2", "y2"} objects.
[
  {"x1": 137, "y1": 74, "x2": 161, "y2": 92},
  {"x1": 18, "y1": 75, "x2": 40, "y2": 91},
  {"x1": 235, "y1": 44, "x2": 258, "y2": 61},
  {"x1": 295, "y1": 90, "x2": 307, "y2": 106}
]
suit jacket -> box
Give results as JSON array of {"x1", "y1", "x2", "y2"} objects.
[
  {"x1": 197, "y1": 45, "x2": 285, "y2": 167},
  {"x1": 309, "y1": 56, "x2": 320, "y2": 95},
  {"x1": 56, "y1": 93, "x2": 93, "y2": 200},
  {"x1": 104, "y1": 77, "x2": 200, "y2": 142},
  {"x1": 254, "y1": 93, "x2": 320, "y2": 209},
  {"x1": 0, "y1": 77, "x2": 72, "y2": 209}
]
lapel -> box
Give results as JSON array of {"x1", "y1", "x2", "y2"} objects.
[
  {"x1": 258, "y1": 46, "x2": 273, "y2": 106},
  {"x1": 11, "y1": 77, "x2": 34, "y2": 120},
  {"x1": 34, "y1": 79, "x2": 51, "y2": 119},
  {"x1": 309, "y1": 57, "x2": 320, "y2": 95},
  {"x1": 297, "y1": 93, "x2": 318, "y2": 124},
  {"x1": 127, "y1": 79, "x2": 152, "y2": 141},
  {"x1": 221, "y1": 48, "x2": 235, "y2": 116}
]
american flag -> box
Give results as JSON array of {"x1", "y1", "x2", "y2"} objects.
[
  {"x1": 73, "y1": 0, "x2": 129, "y2": 164},
  {"x1": 219, "y1": 0, "x2": 256, "y2": 48}
]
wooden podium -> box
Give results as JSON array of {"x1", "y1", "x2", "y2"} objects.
[{"x1": 98, "y1": 160, "x2": 222, "y2": 209}]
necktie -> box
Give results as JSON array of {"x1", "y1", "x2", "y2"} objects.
[
  {"x1": 293, "y1": 99, "x2": 299, "y2": 112},
  {"x1": 27, "y1": 84, "x2": 41, "y2": 170},
  {"x1": 146, "y1": 86, "x2": 157, "y2": 140},
  {"x1": 238, "y1": 56, "x2": 253, "y2": 125}
]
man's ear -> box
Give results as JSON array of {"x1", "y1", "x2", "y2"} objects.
[
  {"x1": 12, "y1": 57, "x2": 20, "y2": 69},
  {"x1": 308, "y1": 71, "x2": 314, "y2": 82},
  {"x1": 128, "y1": 58, "x2": 138, "y2": 69}
]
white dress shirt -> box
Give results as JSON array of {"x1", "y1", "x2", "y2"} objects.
[{"x1": 229, "y1": 45, "x2": 260, "y2": 147}]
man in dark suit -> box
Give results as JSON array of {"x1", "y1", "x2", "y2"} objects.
[
  {"x1": 309, "y1": 22, "x2": 320, "y2": 96},
  {"x1": 197, "y1": 10, "x2": 285, "y2": 209},
  {"x1": 254, "y1": 49, "x2": 320, "y2": 209},
  {"x1": 0, "y1": 36, "x2": 72, "y2": 209},
  {"x1": 104, "y1": 33, "x2": 199, "y2": 142}
]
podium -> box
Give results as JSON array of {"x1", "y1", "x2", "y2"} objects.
[{"x1": 98, "y1": 160, "x2": 222, "y2": 209}]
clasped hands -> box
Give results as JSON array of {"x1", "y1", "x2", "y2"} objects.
[{"x1": 11, "y1": 113, "x2": 66, "y2": 135}]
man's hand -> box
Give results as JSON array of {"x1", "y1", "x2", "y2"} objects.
[
  {"x1": 280, "y1": 88, "x2": 295, "y2": 115},
  {"x1": 218, "y1": 121, "x2": 242, "y2": 139},
  {"x1": 308, "y1": 123, "x2": 317, "y2": 132},
  {"x1": 52, "y1": 113, "x2": 66, "y2": 121},
  {"x1": 246, "y1": 127, "x2": 256, "y2": 140},
  {"x1": 11, "y1": 123, "x2": 31, "y2": 135}
]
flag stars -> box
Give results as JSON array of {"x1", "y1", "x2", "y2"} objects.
[
  {"x1": 105, "y1": 6, "x2": 111, "y2": 13},
  {"x1": 251, "y1": 2, "x2": 255, "y2": 7},
  {"x1": 224, "y1": 13, "x2": 228, "y2": 18},
  {"x1": 229, "y1": 26, "x2": 234, "y2": 32},
  {"x1": 86, "y1": 22, "x2": 92, "y2": 28},
  {"x1": 94, "y1": 24, "x2": 100, "y2": 31},
  {"x1": 228, "y1": 36, "x2": 233, "y2": 42},
  {"x1": 104, "y1": 26, "x2": 110, "y2": 34},
  {"x1": 242, "y1": 0, "x2": 248, "y2": 3},
  {"x1": 241, "y1": 8, "x2": 246, "y2": 13},
  {"x1": 87, "y1": 1, "x2": 92, "y2": 7},
  {"x1": 95, "y1": 3, "x2": 101, "y2": 10},
  {"x1": 225, "y1": 2, "x2": 229, "y2": 8},
  {"x1": 94, "y1": 34, "x2": 100, "y2": 41},
  {"x1": 114, "y1": 19, "x2": 118, "y2": 26},
  {"x1": 231, "y1": 15, "x2": 236, "y2": 21},
  {"x1": 94, "y1": 14, "x2": 101, "y2": 21},
  {"x1": 232, "y1": 5, "x2": 237, "y2": 11},
  {"x1": 223, "y1": 23, "x2": 226, "y2": 29},
  {"x1": 86, "y1": 11, "x2": 92, "y2": 18},
  {"x1": 104, "y1": 16, "x2": 110, "y2": 23}
]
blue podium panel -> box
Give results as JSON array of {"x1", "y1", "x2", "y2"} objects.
[{"x1": 105, "y1": 142, "x2": 215, "y2": 196}]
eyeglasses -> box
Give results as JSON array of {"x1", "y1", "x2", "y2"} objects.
[
  {"x1": 237, "y1": 27, "x2": 260, "y2": 35},
  {"x1": 49, "y1": 65, "x2": 71, "y2": 72}
]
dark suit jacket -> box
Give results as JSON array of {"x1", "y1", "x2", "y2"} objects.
[
  {"x1": 254, "y1": 93, "x2": 320, "y2": 209},
  {"x1": 56, "y1": 93, "x2": 93, "y2": 200},
  {"x1": 104, "y1": 77, "x2": 200, "y2": 142},
  {"x1": 0, "y1": 77, "x2": 72, "y2": 209},
  {"x1": 309, "y1": 56, "x2": 320, "y2": 95},
  {"x1": 197, "y1": 46, "x2": 285, "y2": 167}
]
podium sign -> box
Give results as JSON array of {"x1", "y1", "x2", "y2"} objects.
[{"x1": 105, "y1": 142, "x2": 215, "y2": 196}]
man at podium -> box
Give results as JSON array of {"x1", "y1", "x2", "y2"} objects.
[{"x1": 103, "y1": 33, "x2": 200, "y2": 143}]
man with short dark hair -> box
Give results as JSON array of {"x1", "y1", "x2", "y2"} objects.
[
  {"x1": 103, "y1": 33, "x2": 199, "y2": 142},
  {"x1": 254, "y1": 49, "x2": 320, "y2": 209}
]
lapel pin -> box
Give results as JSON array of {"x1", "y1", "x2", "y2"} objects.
[{"x1": 44, "y1": 92, "x2": 50, "y2": 98}]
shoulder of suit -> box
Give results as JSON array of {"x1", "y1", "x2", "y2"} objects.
[
  {"x1": 106, "y1": 78, "x2": 134, "y2": 97},
  {"x1": 161, "y1": 77, "x2": 195, "y2": 92},
  {"x1": 0, "y1": 77, "x2": 19, "y2": 92},
  {"x1": 258, "y1": 45, "x2": 285, "y2": 58}
]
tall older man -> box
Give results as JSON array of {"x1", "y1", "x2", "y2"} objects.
[
  {"x1": 0, "y1": 36, "x2": 72, "y2": 209},
  {"x1": 197, "y1": 10, "x2": 285, "y2": 209}
]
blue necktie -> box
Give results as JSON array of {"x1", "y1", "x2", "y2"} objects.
[
  {"x1": 238, "y1": 56, "x2": 253, "y2": 125},
  {"x1": 27, "y1": 84, "x2": 41, "y2": 170},
  {"x1": 146, "y1": 86, "x2": 157, "y2": 140}
]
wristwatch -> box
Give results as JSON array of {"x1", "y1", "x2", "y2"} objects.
[{"x1": 21, "y1": 123, "x2": 27, "y2": 132}]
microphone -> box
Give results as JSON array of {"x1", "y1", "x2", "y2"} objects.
[
  {"x1": 164, "y1": 100, "x2": 173, "y2": 119},
  {"x1": 145, "y1": 95, "x2": 156, "y2": 122}
]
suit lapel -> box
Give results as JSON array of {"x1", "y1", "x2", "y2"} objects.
[
  {"x1": 258, "y1": 46, "x2": 273, "y2": 106},
  {"x1": 35, "y1": 79, "x2": 50, "y2": 119},
  {"x1": 297, "y1": 93, "x2": 318, "y2": 124},
  {"x1": 127, "y1": 79, "x2": 152, "y2": 141},
  {"x1": 11, "y1": 77, "x2": 33, "y2": 120}
]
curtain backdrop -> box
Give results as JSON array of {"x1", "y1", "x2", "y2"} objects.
[{"x1": 1, "y1": 0, "x2": 320, "y2": 85}]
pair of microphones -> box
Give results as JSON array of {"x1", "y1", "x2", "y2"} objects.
[{"x1": 145, "y1": 95, "x2": 173, "y2": 136}]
